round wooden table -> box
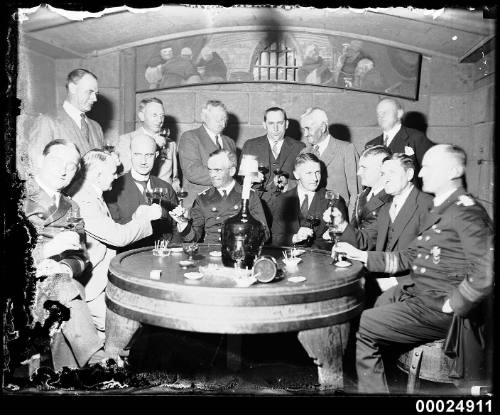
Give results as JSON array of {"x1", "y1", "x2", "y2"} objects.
[{"x1": 105, "y1": 244, "x2": 364, "y2": 389}]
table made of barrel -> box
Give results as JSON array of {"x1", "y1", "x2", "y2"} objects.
[{"x1": 105, "y1": 244, "x2": 364, "y2": 389}]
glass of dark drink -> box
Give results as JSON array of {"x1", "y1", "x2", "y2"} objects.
[
  {"x1": 273, "y1": 169, "x2": 289, "y2": 194},
  {"x1": 257, "y1": 164, "x2": 269, "y2": 191}
]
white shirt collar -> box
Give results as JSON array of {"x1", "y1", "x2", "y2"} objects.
[
  {"x1": 297, "y1": 185, "x2": 315, "y2": 208},
  {"x1": 368, "y1": 183, "x2": 385, "y2": 199},
  {"x1": 383, "y1": 123, "x2": 402, "y2": 147},
  {"x1": 35, "y1": 176, "x2": 60, "y2": 206},
  {"x1": 433, "y1": 187, "x2": 459, "y2": 207},
  {"x1": 203, "y1": 125, "x2": 222, "y2": 147},
  {"x1": 130, "y1": 168, "x2": 150, "y2": 184},
  {"x1": 90, "y1": 182, "x2": 104, "y2": 198},
  {"x1": 392, "y1": 184, "x2": 414, "y2": 208},
  {"x1": 217, "y1": 179, "x2": 236, "y2": 196},
  {"x1": 314, "y1": 134, "x2": 331, "y2": 157},
  {"x1": 63, "y1": 100, "x2": 84, "y2": 128}
]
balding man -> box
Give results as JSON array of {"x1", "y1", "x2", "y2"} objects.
[
  {"x1": 300, "y1": 107, "x2": 360, "y2": 218},
  {"x1": 333, "y1": 144, "x2": 493, "y2": 393},
  {"x1": 105, "y1": 134, "x2": 180, "y2": 252},
  {"x1": 24, "y1": 69, "x2": 105, "y2": 178},
  {"x1": 366, "y1": 98, "x2": 434, "y2": 176},
  {"x1": 178, "y1": 100, "x2": 237, "y2": 209}
]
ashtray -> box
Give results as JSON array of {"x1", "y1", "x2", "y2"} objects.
[
  {"x1": 184, "y1": 272, "x2": 203, "y2": 280},
  {"x1": 179, "y1": 260, "x2": 195, "y2": 268},
  {"x1": 287, "y1": 276, "x2": 306, "y2": 283},
  {"x1": 170, "y1": 247, "x2": 184, "y2": 253},
  {"x1": 209, "y1": 251, "x2": 222, "y2": 257},
  {"x1": 334, "y1": 260, "x2": 352, "y2": 268},
  {"x1": 152, "y1": 248, "x2": 170, "y2": 257}
]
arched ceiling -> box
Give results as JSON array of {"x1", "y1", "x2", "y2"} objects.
[{"x1": 18, "y1": 5, "x2": 495, "y2": 63}]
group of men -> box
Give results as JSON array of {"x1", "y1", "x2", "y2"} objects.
[{"x1": 19, "y1": 67, "x2": 493, "y2": 393}]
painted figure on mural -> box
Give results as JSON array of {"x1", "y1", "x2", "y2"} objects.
[{"x1": 298, "y1": 45, "x2": 333, "y2": 85}]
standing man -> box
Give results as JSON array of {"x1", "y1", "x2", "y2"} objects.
[
  {"x1": 116, "y1": 97, "x2": 180, "y2": 190},
  {"x1": 170, "y1": 149, "x2": 269, "y2": 244},
  {"x1": 333, "y1": 144, "x2": 494, "y2": 393},
  {"x1": 73, "y1": 149, "x2": 161, "y2": 331},
  {"x1": 26, "y1": 69, "x2": 105, "y2": 175},
  {"x1": 366, "y1": 98, "x2": 434, "y2": 175},
  {"x1": 105, "y1": 134, "x2": 180, "y2": 252},
  {"x1": 240, "y1": 107, "x2": 305, "y2": 226},
  {"x1": 23, "y1": 139, "x2": 109, "y2": 370},
  {"x1": 178, "y1": 100, "x2": 237, "y2": 209},
  {"x1": 272, "y1": 153, "x2": 347, "y2": 250},
  {"x1": 300, "y1": 107, "x2": 360, "y2": 219}
]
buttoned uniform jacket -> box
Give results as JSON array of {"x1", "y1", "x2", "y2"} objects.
[
  {"x1": 178, "y1": 125, "x2": 237, "y2": 209},
  {"x1": 104, "y1": 171, "x2": 180, "y2": 252},
  {"x1": 240, "y1": 135, "x2": 305, "y2": 224},
  {"x1": 24, "y1": 108, "x2": 105, "y2": 174},
  {"x1": 72, "y1": 181, "x2": 153, "y2": 302},
  {"x1": 115, "y1": 127, "x2": 178, "y2": 184},
  {"x1": 301, "y1": 137, "x2": 360, "y2": 219},
  {"x1": 340, "y1": 187, "x2": 392, "y2": 251},
  {"x1": 181, "y1": 183, "x2": 270, "y2": 244},
  {"x1": 365, "y1": 126, "x2": 434, "y2": 175},
  {"x1": 271, "y1": 186, "x2": 348, "y2": 251},
  {"x1": 366, "y1": 187, "x2": 494, "y2": 316},
  {"x1": 23, "y1": 178, "x2": 103, "y2": 370}
]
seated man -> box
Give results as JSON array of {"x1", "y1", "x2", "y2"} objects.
[
  {"x1": 170, "y1": 149, "x2": 269, "y2": 243},
  {"x1": 72, "y1": 149, "x2": 162, "y2": 332},
  {"x1": 24, "y1": 139, "x2": 109, "y2": 370},
  {"x1": 272, "y1": 153, "x2": 347, "y2": 250},
  {"x1": 332, "y1": 144, "x2": 494, "y2": 393},
  {"x1": 105, "y1": 134, "x2": 180, "y2": 252}
]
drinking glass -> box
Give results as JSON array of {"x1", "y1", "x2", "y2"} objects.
[
  {"x1": 273, "y1": 169, "x2": 289, "y2": 194},
  {"x1": 144, "y1": 189, "x2": 154, "y2": 205},
  {"x1": 257, "y1": 164, "x2": 269, "y2": 191},
  {"x1": 325, "y1": 190, "x2": 340, "y2": 224},
  {"x1": 66, "y1": 205, "x2": 83, "y2": 230},
  {"x1": 182, "y1": 242, "x2": 199, "y2": 261},
  {"x1": 176, "y1": 188, "x2": 188, "y2": 208}
]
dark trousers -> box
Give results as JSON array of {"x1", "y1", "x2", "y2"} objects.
[{"x1": 356, "y1": 286, "x2": 452, "y2": 393}]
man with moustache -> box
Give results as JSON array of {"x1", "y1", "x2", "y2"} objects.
[
  {"x1": 73, "y1": 149, "x2": 161, "y2": 332},
  {"x1": 105, "y1": 134, "x2": 179, "y2": 252},
  {"x1": 240, "y1": 107, "x2": 305, "y2": 226},
  {"x1": 178, "y1": 100, "x2": 237, "y2": 209}
]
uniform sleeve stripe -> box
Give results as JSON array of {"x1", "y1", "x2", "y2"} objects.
[
  {"x1": 383, "y1": 252, "x2": 399, "y2": 274},
  {"x1": 458, "y1": 281, "x2": 484, "y2": 302}
]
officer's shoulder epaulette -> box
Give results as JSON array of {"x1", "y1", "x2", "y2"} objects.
[
  {"x1": 456, "y1": 194, "x2": 475, "y2": 207},
  {"x1": 198, "y1": 187, "x2": 211, "y2": 196}
]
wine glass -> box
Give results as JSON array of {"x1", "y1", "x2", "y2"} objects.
[
  {"x1": 304, "y1": 215, "x2": 320, "y2": 246},
  {"x1": 230, "y1": 247, "x2": 245, "y2": 269},
  {"x1": 182, "y1": 242, "x2": 199, "y2": 261},
  {"x1": 257, "y1": 164, "x2": 269, "y2": 191},
  {"x1": 325, "y1": 190, "x2": 340, "y2": 224},
  {"x1": 66, "y1": 205, "x2": 83, "y2": 230},
  {"x1": 144, "y1": 189, "x2": 154, "y2": 205},
  {"x1": 273, "y1": 169, "x2": 289, "y2": 194},
  {"x1": 176, "y1": 188, "x2": 188, "y2": 208}
]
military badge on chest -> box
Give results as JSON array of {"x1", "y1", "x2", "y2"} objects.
[{"x1": 430, "y1": 246, "x2": 441, "y2": 264}]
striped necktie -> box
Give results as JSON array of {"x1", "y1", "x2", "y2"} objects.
[
  {"x1": 80, "y1": 113, "x2": 90, "y2": 143},
  {"x1": 271, "y1": 140, "x2": 279, "y2": 158},
  {"x1": 300, "y1": 194, "x2": 309, "y2": 217},
  {"x1": 312, "y1": 145, "x2": 320, "y2": 157},
  {"x1": 215, "y1": 135, "x2": 222, "y2": 150}
]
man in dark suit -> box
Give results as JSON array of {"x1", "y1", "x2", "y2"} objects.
[
  {"x1": 333, "y1": 144, "x2": 493, "y2": 393},
  {"x1": 272, "y1": 153, "x2": 347, "y2": 250},
  {"x1": 23, "y1": 69, "x2": 105, "y2": 180},
  {"x1": 240, "y1": 106, "x2": 305, "y2": 227},
  {"x1": 365, "y1": 98, "x2": 434, "y2": 176},
  {"x1": 23, "y1": 139, "x2": 108, "y2": 371},
  {"x1": 170, "y1": 149, "x2": 269, "y2": 243},
  {"x1": 105, "y1": 134, "x2": 180, "y2": 252},
  {"x1": 300, "y1": 107, "x2": 360, "y2": 219},
  {"x1": 178, "y1": 100, "x2": 237, "y2": 209}
]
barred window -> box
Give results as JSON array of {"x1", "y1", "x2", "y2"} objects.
[{"x1": 252, "y1": 40, "x2": 298, "y2": 81}]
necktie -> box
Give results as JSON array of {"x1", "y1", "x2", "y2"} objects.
[
  {"x1": 383, "y1": 133, "x2": 389, "y2": 147},
  {"x1": 389, "y1": 201, "x2": 398, "y2": 222},
  {"x1": 80, "y1": 113, "x2": 90, "y2": 143},
  {"x1": 366, "y1": 190, "x2": 373, "y2": 202},
  {"x1": 312, "y1": 145, "x2": 320, "y2": 157},
  {"x1": 300, "y1": 194, "x2": 309, "y2": 218},
  {"x1": 221, "y1": 189, "x2": 227, "y2": 200},
  {"x1": 271, "y1": 140, "x2": 279, "y2": 158},
  {"x1": 215, "y1": 135, "x2": 222, "y2": 150}
]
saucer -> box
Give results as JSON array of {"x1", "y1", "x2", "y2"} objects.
[
  {"x1": 179, "y1": 260, "x2": 195, "y2": 267},
  {"x1": 170, "y1": 247, "x2": 184, "y2": 253},
  {"x1": 287, "y1": 276, "x2": 306, "y2": 283},
  {"x1": 334, "y1": 260, "x2": 352, "y2": 268},
  {"x1": 184, "y1": 272, "x2": 203, "y2": 280},
  {"x1": 209, "y1": 251, "x2": 222, "y2": 257}
]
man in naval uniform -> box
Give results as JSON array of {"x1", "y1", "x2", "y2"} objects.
[
  {"x1": 333, "y1": 144, "x2": 494, "y2": 393},
  {"x1": 170, "y1": 149, "x2": 269, "y2": 244}
]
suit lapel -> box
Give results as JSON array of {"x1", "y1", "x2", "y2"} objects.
[
  {"x1": 320, "y1": 136, "x2": 336, "y2": 167},
  {"x1": 59, "y1": 109, "x2": 88, "y2": 152},
  {"x1": 376, "y1": 203, "x2": 391, "y2": 251},
  {"x1": 46, "y1": 195, "x2": 71, "y2": 226},
  {"x1": 198, "y1": 125, "x2": 219, "y2": 153},
  {"x1": 276, "y1": 138, "x2": 293, "y2": 171},
  {"x1": 125, "y1": 172, "x2": 147, "y2": 206},
  {"x1": 389, "y1": 126, "x2": 409, "y2": 153},
  {"x1": 387, "y1": 187, "x2": 419, "y2": 250}
]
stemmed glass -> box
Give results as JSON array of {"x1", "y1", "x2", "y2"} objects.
[
  {"x1": 257, "y1": 163, "x2": 269, "y2": 191},
  {"x1": 182, "y1": 242, "x2": 199, "y2": 261},
  {"x1": 176, "y1": 187, "x2": 188, "y2": 208},
  {"x1": 329, "y1": 224, "x2": 345, "y2": 265},
  {"x1": 304, "y1": 215, "x2": 320, "y2": 246},
  {"x1": 273, "y1": 169, "x2": 289, "y2": 194}
]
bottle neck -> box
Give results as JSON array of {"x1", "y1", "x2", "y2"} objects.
[{"x1": 240, "y1": 198, "x2": 249, "y2": 218}]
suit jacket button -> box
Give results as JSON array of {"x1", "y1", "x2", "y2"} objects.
[
  {"x1": 216, "y1": 216, "x2": 220, "y2": 220},
  {"x1": 420, "y1": 267, "x2": 426, "y2": 273},
  {"x1": 417, "y1": 236, "x2": 423, "y2": 240},
  {"x1": 217, "y1": 228, "x2": 221, "y2": 232},
  {"x1": 425, "y1": 236, "x2": 431, "y2": 241},
  {"x1": 211, "y1": 207, "x2": 217, "y2": 212},
  {"x1": 412, "y1": 265, "x2": 417, "y2": 270},
  {"x1": 417, "y1": 253, "x2": 422, "y2": 258}
]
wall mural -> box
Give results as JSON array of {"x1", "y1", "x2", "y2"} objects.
[{"x1": 136, "y1": 30, "x2": 422, "y2": 100}]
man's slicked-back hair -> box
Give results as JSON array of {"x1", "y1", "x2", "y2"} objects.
[
  {"x1": 264, "y1": 106, "x2": 287, "y2": 122},
  {"x1": 42, "y1": 139, "x2": 81, "y2": 159},
  {"x1": 294, "y1": 152, "x2": 321, "y2": 169},
  {"x1": 208, "y1": 148, "x2": 237, "y2": 169},
  {"x1": 82, "y1": 149, "x2": 114, "y2": 177},
  {"x1": 203, "y1": 100, "x2": 227, "y2": 113},
  {"x1": 361, "y1": 144, "x2": 392, "y2": 161},
  {"x1": 441, "y1": 144, "x2": 466, "y2": 177},
  {"x1": 378, "y1": 97, "x2": 404, "y2": 112},
  {"x1": 137, "y1": 97, "x2": 164, "y2": 114},
  {"x1": 385, "y1": 152, "x2": 415, "y2": 173},
  {"x1": 66, "y1": 68, "x2": 98, "y2": 89},
  {"x1": 300, "y1": 107, "x2": 329, "y2": 125}
]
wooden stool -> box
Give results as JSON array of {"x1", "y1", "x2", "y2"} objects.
[{"x1": 397, "y1": 339, "x2": 455, "y2": 393}]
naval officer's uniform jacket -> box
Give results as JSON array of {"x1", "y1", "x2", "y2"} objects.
[{"x1": 181, "y1": 182, "x2": 270, "y2": 244}]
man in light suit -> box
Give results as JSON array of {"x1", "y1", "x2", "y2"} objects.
[
  {"x1": 115, "y1": 97, "x2": 180, "y2": 190},
  {"x1": 105, "y1": 134, "x2": 180, "y2": 252},
  {"x1": 272, "y1": 153, "x2": 347, "y2": 250},
  {"x1": 25, "y1": 69, "x2": 105, "y2": 177},
  {"x1": 240, "y1": 107, "x2": 305, "y2": 227},
  {"x1": 365, "y1": 98, "x2": 434, "y2": 176},
  {"x1": 73, "y1": 149, "x2": 161, "y2": 331},
  {"x1": 300, "y1": 107, "x2": 360, "y2": 219},
  {"x1": 178, "y1": 100, "x2": 237, "y2": 209},
  {"x1": 23, "y1": 139, "x2": 108, "y2": 370}
]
